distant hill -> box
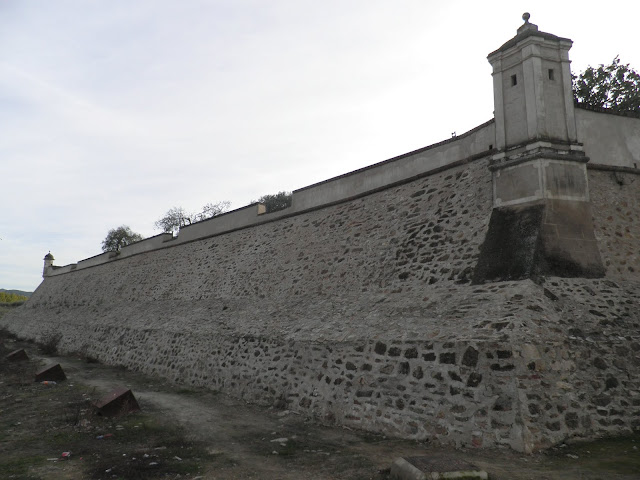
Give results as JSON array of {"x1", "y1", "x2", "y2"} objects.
[{"x1": 0, "y1": 289, "x2": 32, "y2": 298}]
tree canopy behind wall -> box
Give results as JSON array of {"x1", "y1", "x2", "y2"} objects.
[
  {"x1": 0, "y1": 292, "x2": 28, "y2": 304},
  {"x1": 257, "y1": 191, "x2": 292, "y2": 213},
  {"x1": 102, "y1": 225, "x2": 144, "y2": 252},
  {"x1": 573, "y1": 56, "x2": 640, "y2": 114}
]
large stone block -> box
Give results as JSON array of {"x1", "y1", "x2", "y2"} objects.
[
  {"x1": 34, "y1": 363, "x2": 66, "y2": 382},
  {"x1": 93, "y1": 387, "x2": 140, "y2": 416},
  {"x1": 5, "y1": 349, "x2": 29, "y2": 362}
]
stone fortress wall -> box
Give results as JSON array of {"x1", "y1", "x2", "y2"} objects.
[
  {"x1": 3, "y1": 17, "x2": 640, "y2": 453},
  {"x1": 44, "y1": 118, "x2": 497, "y2": 276},
  {"x1": 39, "y1": 107, "x2": 640, "y2": 278}
]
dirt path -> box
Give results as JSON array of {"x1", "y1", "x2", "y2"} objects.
[
  {"x1": 13, "y1": 343, "x2": 640, "y2": 480},
  {"x1": 58, "y1": 353, "x2": 400, "y2": 479}
]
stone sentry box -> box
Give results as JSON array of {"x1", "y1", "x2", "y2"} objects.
[{"x1": 473, "y1": 14, "x2": 605, "y2": 283}]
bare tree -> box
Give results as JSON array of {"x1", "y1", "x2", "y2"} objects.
[
  {"x1": 155, "y1": 201, "x2": 231, "y2": 234},
  {"x1": 196, "y1": 201, "x2": 231, "y2": 222}
]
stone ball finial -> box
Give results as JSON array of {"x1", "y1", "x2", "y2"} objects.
[{"x1": 522, "y1": 12, "x2": 530, "y2": 23}]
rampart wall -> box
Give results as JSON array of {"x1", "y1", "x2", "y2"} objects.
[
  {"x1": 45, "y1": 120, "x2": 496, "y2": 276},
  {"x1": 3, "y1": 120, "x2": 639, "y2": 452},
  {"x1": 576, "y1": 107, "x2": 640, "y2": 168},
  {"x1": 7, "y1": 14, "x2": 640, "y2": 453}
]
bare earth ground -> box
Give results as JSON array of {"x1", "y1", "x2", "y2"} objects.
[{"x1": 1, "y1": 330, "x2": 639, "y2": 480}]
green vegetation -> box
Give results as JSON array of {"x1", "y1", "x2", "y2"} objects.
[
  {"x1": 38, "y1": 333, "x2": 62, "y2": 355},
  {"x1": 257, "y1": 191, "x2": 292, "y2": 213},
  {"x1": 0, "y1": 455, "x2": 46, "y2": 479},
  {"x1": 0, "y1": 291, "x2": 28, "y2": 304},
  {"x1": 0, "y1": 288, "x2": 31, "y2": 298},
  {"x1": 0, "y1": 331, "x2": 216, "y2": 479},
  {"x1": 545, "y1": 435, "x2": 640, "y2": 476},
  {"x1": 101, "y1": 225, "x2": 144, "y2": 252},
  {"x1": 573, "y1": 57, "x2": 640, "y2": 113}
]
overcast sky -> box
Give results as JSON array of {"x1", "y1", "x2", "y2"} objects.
[{"x1": 2, "y1": 1, "x2": 639, "y2": 292}]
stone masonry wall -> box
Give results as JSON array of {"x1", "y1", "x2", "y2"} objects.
[
  {"x1": 30, "y1": 157, "x2": 494, "y2": 307},
  {"x1": 588, "y1": 168, "x2": 640, "y2": 279},
  {"x1": 2, "y1": 158, "x2": 639, "y2": 453}
]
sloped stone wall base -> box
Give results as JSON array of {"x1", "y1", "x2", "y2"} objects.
[{"x1": 473, "y1": 200, "x2": 605, "y2": 283}]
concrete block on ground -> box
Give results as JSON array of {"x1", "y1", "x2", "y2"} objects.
[
  {"x1": 391, "y1": 455, "x2": 488, "y2": 480},
  {"x1": 5, "y1": 349, "x2": 29, "y2": 362},
  {"x1": 34, "y1": 363, "x2": 66, "y2": 382},
  {"x1": 93, "y1": 387, "x2": 140, "y2": 416}
]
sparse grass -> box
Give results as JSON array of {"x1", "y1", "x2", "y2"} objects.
[
  {"x1": 67, "y1": 348, "x2": 100, "y2": 364},
  {"x1": 0, "y1": 300, "x2": 25, "y2": 307},
  {"x1": 84, "y1": 414, "x2": 214, "y2": 480},
  {"x1": 0, "y1": 331, "x2": 214, "y2": 479},
  {"x1": 0, "y1": 328, "x2": 18, "y2": 345},
  {"x1": 0, "y1": 455, "x2": 47, "y2": 478},
  {"x1": 64, "y1": 400, "x2": 89, "y2": 426},
  {"x1": 545, "y1": 435, "x2": 640, "y2": 475},
  {"x1": 275, "y1": 438, "x2": 301, "y2": 457},
  {"x1": 2, "y1": 329, "x2": 640, "y2": 480},
  {"x1": 360, "y1": 431, "x2": 389, "y2": 444},
  {"x1": 38, "y1": 333, "x2": 62, "y2": 355},
  {"x1": 0, "y1": 380, "x2": 214, "y2": 479},
  {"x1": 174, "y1": 387, "x2": 200, "y2": 395}
]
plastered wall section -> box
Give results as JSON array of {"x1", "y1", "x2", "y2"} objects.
[
  {"x1": 577, "y1": 108, "x2": 640, "y2": 168},
  {"x1": 49, "y1": 233, "x2": 174, "y2": 275},
  {"x1": 4, "y1": 153, "x2": 640, "y2": 452}
]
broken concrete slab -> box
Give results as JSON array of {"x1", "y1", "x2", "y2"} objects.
[
  {"x1": 5, "y1": 349, "x2": 29, "y2": 362},
  {"x1": 93, "y1": 387, "x2": 140, "y2": 416},
  {"x1": 34, "y1": 363, "x2": 66, "y2": 382},
  {"x1": 391, "y1": 455, "x2": 488, "y2": 480}
]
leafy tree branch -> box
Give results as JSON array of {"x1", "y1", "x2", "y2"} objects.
[
  {"x1": 102, "y1": 225, "x2": 144, "y2": 252},
  {"x1": 257, "y1": 191, "x2": 292, "y2": 213},
  {"x1": 573, "y1": 56, "x2": 640, "y2": 113}
]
